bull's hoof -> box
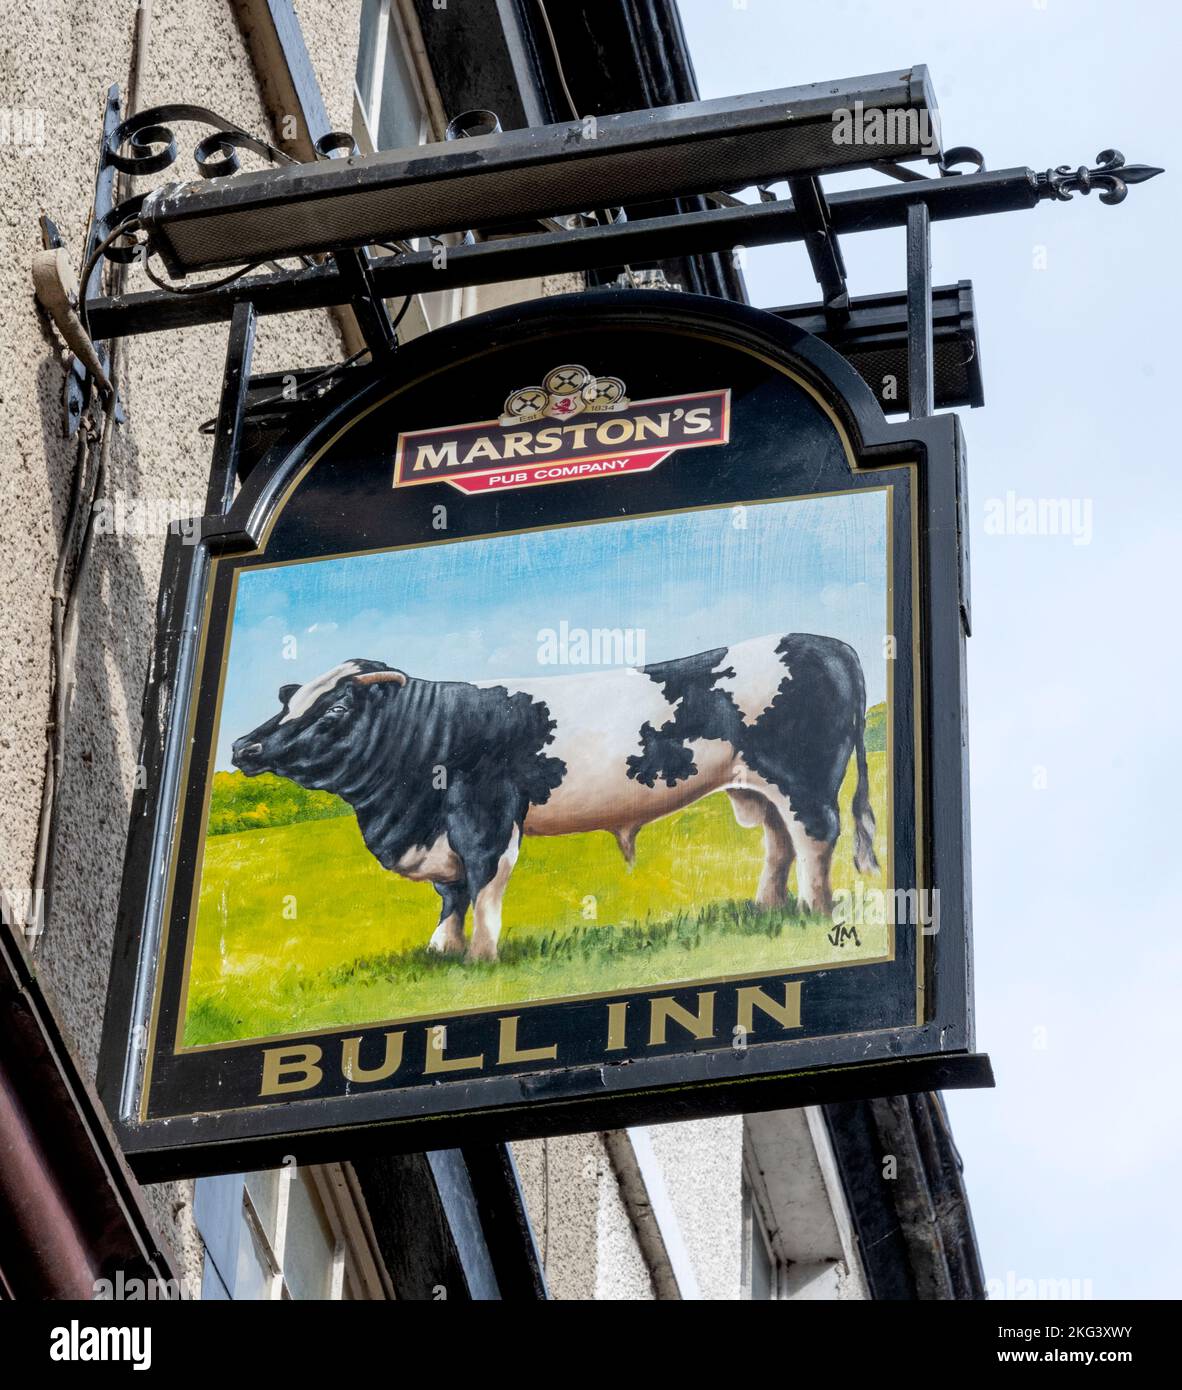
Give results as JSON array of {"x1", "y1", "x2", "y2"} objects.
[
  {"x1": 465, "y1": 940, "x2": 498, "y2": 963},
  {"x1": 427, "y1": 925, "x2": 466, "y2": 955}
]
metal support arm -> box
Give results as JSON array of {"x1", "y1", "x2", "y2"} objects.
[{"x1": 84, "y1": 154, "x2": 1161, "y2": 342}]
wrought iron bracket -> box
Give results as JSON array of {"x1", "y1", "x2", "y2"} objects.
[
  {"x1": 1036, "y1": 149, "x2": 1164, "y2": 205},
  {"x1": 332, "y1": 247, "x2": 400, "y2": 361},
  {"x1": 45, "y1": 90, "x2": 127, "y2": 436},
  {"x1": 880, "y1": 145, "x2": 987, "y2": 183},
  {"x1": 57, "y1": 73, "x2": 1163, "y2": 442},
  {"x1": 79, "y1": 151, "x2": 1163, "y2": 350},
  {"x1": 103, "y1": 98, "x2": 295, "y2": 182},
  {"x1": 42, "y1": 85, "x2": 294, "y2": 433},
  {"x1": 786, "y1": 176, "x2": 850, "y2": 324}
]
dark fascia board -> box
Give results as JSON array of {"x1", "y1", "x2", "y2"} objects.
[
  {"x1": 351, "y1": 1142, "x2": 546, "y2": 1301},
  {"x1": 459, "y1": 1143, "x2": 549, "y2": 1300},
  {"x1": 350, "y1": 1148, "x2": 501, "y2": 1301},
  {"x1": 822, "y1": 1092, "x2": 986, "y2": 1300},
  {"x1": 903, "y1": 1091, "x2": 987, "y2": 1298},
  {"x1": 380, "y1": 1145, "x2": 550, "y2": 1302},
  {"x1": 417, "y1": 0, "x2": 743, "y2": 299},
  {"x1": 540, "y1": 0, "x2": 746, "y2": 301},
  {"x1": 538, "y1": 0, "x2": 701, "y2": 118},
  {"x1": 822, "y1": 1099, "x2": 917, "y2": 1298}
]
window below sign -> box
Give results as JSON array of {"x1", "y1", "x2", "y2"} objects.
[
  {"x1": 195, "y1": 1163, "x2": 388, "y2": 1300},
  {"x1": 355, "y1": 0, "x2": 429, "y2": 155},
  {"x1": 741, "y1": 1167, "x2": 784, "y2": 1300},
  {"x1": 354, "y1": 0, "x2": 461, "y2": 339}
]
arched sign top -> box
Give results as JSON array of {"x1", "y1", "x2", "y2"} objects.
[
  {"x1": 101, "y1": 289, "x2": 983, "y2": 1178},
  {"x1": 225, "y1": 290, "x2": 902, "y2": 565}
]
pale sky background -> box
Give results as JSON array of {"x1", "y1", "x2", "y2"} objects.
[
  {"x1": 216, "y1": 491, "x2": 887, "y2": 768},
  {"x1": 679, "y1": 0, "x2": 1179, "y2": 1299}
]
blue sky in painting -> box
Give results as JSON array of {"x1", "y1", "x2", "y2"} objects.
[{"x1": 214, "y1": 489, "x2": 888, "y2": 769}]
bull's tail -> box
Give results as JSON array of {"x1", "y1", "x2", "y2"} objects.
[{"x1": 851, "y1": 710, "x2": 879, "y2": 875}]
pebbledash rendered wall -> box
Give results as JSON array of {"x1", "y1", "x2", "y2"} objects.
[
  {"x1": 0, "y1": 0, "x2": 754, "y2": 1300},
  {"x1": 2, "y1": 0, "x2": 357, "y2": 1294},
  {"x1": 514, "y1": 1121, "x2": 746, "y2": 1301}
]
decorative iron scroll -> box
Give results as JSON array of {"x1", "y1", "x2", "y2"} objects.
[
  {"x1": 94, "y1": 103, "x2": 299, "y2": 262},
  {"x1": 878, "y1": 145, "x2": 986, "y2": 183},
  {"x1": 96, "y1": 105, "x2": 361, "y2": 261},
  {"x1": 1038, "y1": 149, "x2": 1164, "y2": 205},
  {"x1": 104, "y1": 103, "x2": 295, "y2": 179},
  {"x1": 938, "y1": 146, "x2": 986, "y2": 177}
]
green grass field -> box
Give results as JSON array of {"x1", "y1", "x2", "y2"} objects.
[{"x1": 182, "y1": 739, "x2": 890, "y2": 1047}]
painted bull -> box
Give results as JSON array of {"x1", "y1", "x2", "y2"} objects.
[{"x1": 231, "y1": 633, "x2": 879, "y2": 962}]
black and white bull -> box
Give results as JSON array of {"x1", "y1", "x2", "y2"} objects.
[{"x1": 231, "y1": 633, "x2": 879, "y2": 962}]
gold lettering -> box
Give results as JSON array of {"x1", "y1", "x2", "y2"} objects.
[
  {"x1": 682, "y1": 405, "x2": 713, "y2": 434},
  {"x1": 461, "y1": 435, "x2": 502, "y2": 465},
  {"x1": 423, "y1": 1025, "x2": 483, "y2": 1074},
  {"x1": 736, "y1": 983, "x2": 802, "y2": 1035},
  {"x1": 606, "y1": 1001, "x2": 628, "y2": 1051},
  {"x1": 501, "y1": 431, "x2": 533, "y2": 458},
  {"x1": 497, "y1": 1016, "x2": 558, "y2": 1065},
  {"x1": 595, "y1": 418, "x2": 634, "y2": 446},
  {"x1": 532, "y1": 427, "x2": 563, "y2": 454},
  {"x1": 412, "y1": 440, "x2": 459, "y2": 472},
  {"x1": 633, "y1": 412, "x2": 671, "y2": 441},
  {"x1": 260, "y1": 1044, "x2": 323, "y2": 1095},
  {"x1": 561, "y1": 421, "x2": 597, "y2": 449},
  {"x1": 648, "y1": 992, "x2": 716, "y2": 1045},
  {"x1": 341, "y1": 1031, "x2": 405, "y2": 1083}
]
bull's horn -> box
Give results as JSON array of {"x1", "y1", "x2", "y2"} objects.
[{"x1": 354, "y1": 670, "x2": 408, "y2": 686}]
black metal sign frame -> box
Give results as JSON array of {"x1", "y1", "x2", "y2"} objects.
[{"x1": 98, "y1": 291, "x2": 987, "y2": 1181}]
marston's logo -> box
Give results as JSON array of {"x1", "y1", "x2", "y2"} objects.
[
  {"x1": 500, "y1": 362, "x2": 629, "y2": 424},
  {"x1": 393, "y1": 364, "x2": 730, "y2": 495}
]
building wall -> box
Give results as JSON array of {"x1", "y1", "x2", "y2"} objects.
[
  {"x1": 513, "y1": 1127, "x2": 738, "y2": 1301},
  {"x1": 514, "y1": 1134, "x2": 655, "y2": 1301},
  {"x1": 647, "y1": 1117, "x2": 745, "y2": 1300}
]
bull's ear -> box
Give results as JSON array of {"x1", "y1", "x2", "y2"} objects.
[
  {"x1": 354, "y1": 670, "x2": 407, "y2": 688},
  {"x1": 279, "y1": 684, "x2": 300, "y2": 705}
]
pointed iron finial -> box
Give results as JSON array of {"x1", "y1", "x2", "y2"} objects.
[{"x1": 1038, "y1": 149, "x2": 1164, "y2": 205}]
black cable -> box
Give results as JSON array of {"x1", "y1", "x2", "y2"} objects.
[
  {"x1": 194, "y1": 285, "x2": 413, "y2": 436},
  {"x1": 78, "y1": 221, "x2": 265, "y2": 346},
  {"x1": 142, "y1": 254, "x2": 264, "y2": 296},
  {"x1": 196, "y1": 344, "x2": 379, "y2": 434},
  {"x1": 76, "y1": 216, "x2": 142, "y2": 345}
]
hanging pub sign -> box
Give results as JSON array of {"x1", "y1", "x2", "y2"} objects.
[{"x1": 99, "y1": 290, "x2": 989, "y2": 1179}]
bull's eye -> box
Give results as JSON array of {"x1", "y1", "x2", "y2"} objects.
[{"x1": 328, "y1": 704, "x2": 346, "y2": 716}]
